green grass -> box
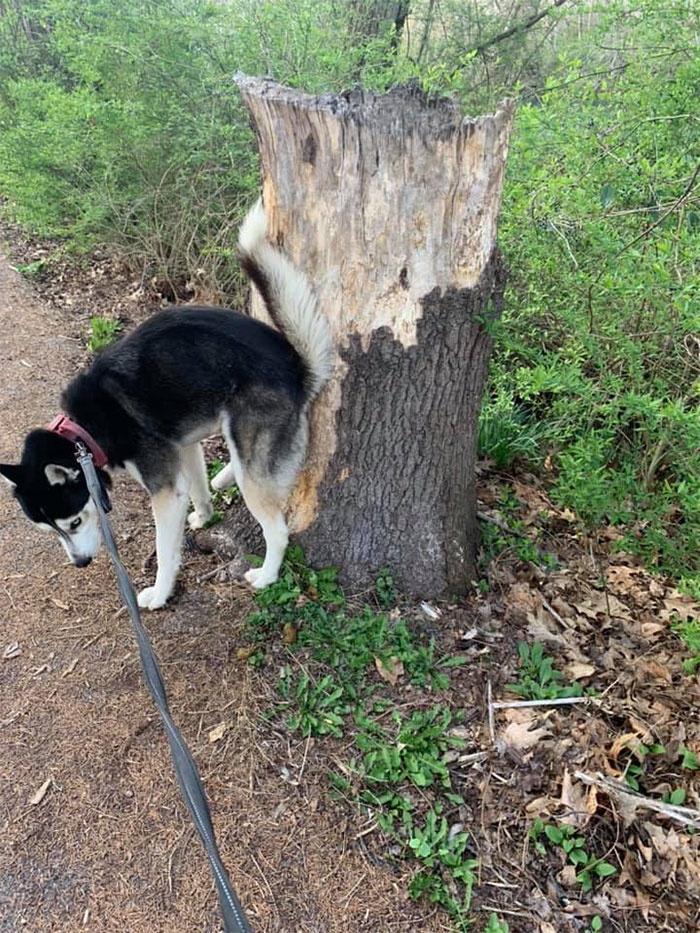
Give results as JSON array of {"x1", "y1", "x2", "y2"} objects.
[
  {"x1": 88, "y1": 315, "x2": 121, "y2": 352},
  {"x1": 207, "y1": 458, "x2": 239, "y2": 517}
]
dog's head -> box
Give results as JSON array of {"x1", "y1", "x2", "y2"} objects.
[{"x1": 1, "y1": 429, "x2": 111, "y2": 567}]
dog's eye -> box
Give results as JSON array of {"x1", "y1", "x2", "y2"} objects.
[{"x1": 69, "y1": 517, "x2": 82, "y2": 531}]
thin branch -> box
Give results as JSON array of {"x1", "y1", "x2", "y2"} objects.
[
  {"x1": 477, "y1": 510, "x2": 529, "y2": 540},
  {"x1": 471, "y1": 0, "x2": 568, "y2": 56},
  {"x1": 608, "y1": 160, "x2": 700, "y2": 264},
  {"x1": 574, "y1": 771, "x2": 700, "y2": 830},
  {"x1": 588, "y1": 159, "x2": 700, "y2": 330},
  {"x1": 492, "y1": 696, "x2": 591, "y2": 710},
  {"x1": 487, "y1": 680, "x2": 496, "y2": 746}
]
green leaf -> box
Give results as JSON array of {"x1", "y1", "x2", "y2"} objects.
[
  {"x1": 569, "y1": 848, "x2": 588, "y2": 866},
  {"x1": 595, "y1": 861, "x2": 617, "y2": 878},
  {"x1": 544, "y1": 824, "x2": 563, "y2": 845},
  {"x1": 599, "y1": 184, "x2": 615, "y2": 208}
]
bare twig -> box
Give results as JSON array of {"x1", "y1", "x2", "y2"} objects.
[
  {"x1": 492, "y1": 696, "x2": 592, "y2": 710},
  {"x1": 198, "y1": 561, "x2": 235, "y2": 583},
  {"x1": 477, "y1": 510, "x2": 528, "y2": 540},
  {"x1": 539, "y1": 593, "x2": 569, "y2": 629},
  {"x1": 471, "y1": 0, "x2": 568, "y2": 55},
  {"x1": 456, "y1": 751, "x2": 489, "y2": 767},
  {"x1": 588, "y1": 160, "x2": 700, "y2": 329},
  {"x1": 574, "y1": 771, "x2": 700, "y2": 829},
  {"x1": 487, "y1": 680, "x2": 496, "y2": 745}
]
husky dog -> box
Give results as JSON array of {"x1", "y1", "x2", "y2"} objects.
[{"x1": 0, "y1": 201, "x2": 332, "y2": 609}]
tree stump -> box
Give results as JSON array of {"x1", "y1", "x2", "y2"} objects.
[{"x1": 233, "y1": 76, "x2": 514, "y2": 597}]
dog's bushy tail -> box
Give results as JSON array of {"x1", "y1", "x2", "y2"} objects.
[{"x1": 238, "y1": 199, "x2": 332, "y2": 400}]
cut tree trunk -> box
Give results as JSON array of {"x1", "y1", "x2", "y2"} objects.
[{"x1": 232, "y1": 76, "x2": 514, "y2": 597}]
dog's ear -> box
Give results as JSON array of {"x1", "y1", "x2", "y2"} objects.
[
  {"x1": 45, "y1": 463, "x2": 81, "y2": 486},
  {"x1": 0, "y1": 463, "x2": 23, "y2": 488}
]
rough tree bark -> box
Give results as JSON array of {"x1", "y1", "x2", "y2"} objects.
[{"x1": 230, "y1": 76, "x2": 514, "y2": 597}]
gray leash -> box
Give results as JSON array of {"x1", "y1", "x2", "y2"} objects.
[{"x1": 75, "y1": 443, "x2": 252, "y2": 933}]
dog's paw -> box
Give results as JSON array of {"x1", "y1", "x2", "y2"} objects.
[
  {"x1": 244, "y1": 567, "x2": 278, "y2": 590},
  {"x1": 187, "y1": 508, "x2": 212, "y2": 530},
  {"x1": 137, "y1": 586, "x2": 168, "y2": 611}
]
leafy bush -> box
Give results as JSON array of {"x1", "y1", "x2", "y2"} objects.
[
  {"x1": 483, "y1": 2, "x2": 700, "y2": 581},
  {"x1": 0, "y1": 0, "x2": 401, "y2": 301}
]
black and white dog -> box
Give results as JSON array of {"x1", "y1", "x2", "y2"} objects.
[{"x1": 0, "y1": 201, "x2": 332, "y2": 609}]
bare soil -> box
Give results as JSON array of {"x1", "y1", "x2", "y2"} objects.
[
  {"x1": 0, "y1": 239, "x2": 440, "y2": 932},
  {"x1": 2, "y1": 232, "x2": 700, "y2": 933}
]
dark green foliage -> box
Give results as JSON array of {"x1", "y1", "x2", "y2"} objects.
[
  {"x1": 0, "y1": 0, "x2": 400, "y2": 300},
  {"x1": 507, "y1": 642, "x2": 584, "y2": 701},
  {"x1": 484, "y1": 2, "x2": 700, "y2": 583},
  {"x1": 673, "y1": 618, "x2": 700, "y2": 674},
  {"x1": 530, "y1": 820, "x2": 617, "y2": 892}
]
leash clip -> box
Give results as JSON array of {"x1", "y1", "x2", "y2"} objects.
[{"x1": 74, "y1": 440, "x2": 90, "y2": 461}]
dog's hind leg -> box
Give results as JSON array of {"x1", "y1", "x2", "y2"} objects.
[
  {"x1": 211, "y1": 416, "x2": 243, "y2": 492},
  {"x1": 239, "y1": 473, "x2": 289, "y2": 590},
  {"x1": 138, "y1": 473, "x2": 189, "y2": 610},
  {"x1": 181, "y1": 443, "x2": 214, "y2": 530}
]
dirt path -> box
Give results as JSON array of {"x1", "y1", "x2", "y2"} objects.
[{"x1": 0, "y1": 252, "x2": 435, "y2": 932}]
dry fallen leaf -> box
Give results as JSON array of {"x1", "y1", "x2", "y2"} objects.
[
  {"x1": 501, "y1": 719, "x2": 551, "y2": 751},
  {"x1": 375, "y1": 656, "x2": 404, "y2": 686},
  {"x1": 208, "y1": 721, "x2": 228, "y2": 744},
  {"x1": 641, "y1": 621, "x2": 665, "y2": 639},
  {"x1": 558, "y1": 864, "x2": 579, "y2": 888},
  {"x1": 565, "y1": 662, "x2": 596, "y2": 681},
  {"x1": 559, "y1": 770, "x2": 595, "y2": 828},
  {"x1": 609, "y1": 732, "x2": 649, "y2": 762},
  {"x1": 61, "y1": 657, "x2": 80, "y2": 678},
  {"x1": 606, "y1": 565, "x2": 659, "y2": 607},
  {"x1": 29, "y1": 777, "x2": 52, "y2": 806},
  {"x1": 576, "y1": 590, "x2": 632, "y2": 622},
  {"x1": 660, "y1": 591, "x2": 700, "y2": 624},
  {"x1": 636, "y1": 658, "x2": 672, "y2": 683},
  {"x1": 3, "y1": 642, "x2": 21, "y2": 660}
]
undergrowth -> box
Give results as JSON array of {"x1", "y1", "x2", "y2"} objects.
[
  {"x1": 673, "y1": 617, "x2": 700, "y2": 675},
  {"x1": 246, "y1": 545, "x2": 478, "y2": 926}
]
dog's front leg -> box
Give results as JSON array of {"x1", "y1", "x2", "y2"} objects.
[{"x1": 138, "y1": 478, "x2": 189, "y2": 610}]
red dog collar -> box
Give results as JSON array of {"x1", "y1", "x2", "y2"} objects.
[{"x1": 47, "y1": 414, "x2": 108, "y2": 468}]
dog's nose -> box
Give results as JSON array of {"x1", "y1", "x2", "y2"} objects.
[{"x1": 74, "y1": 555, "x2": 92, "y2": 568}]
